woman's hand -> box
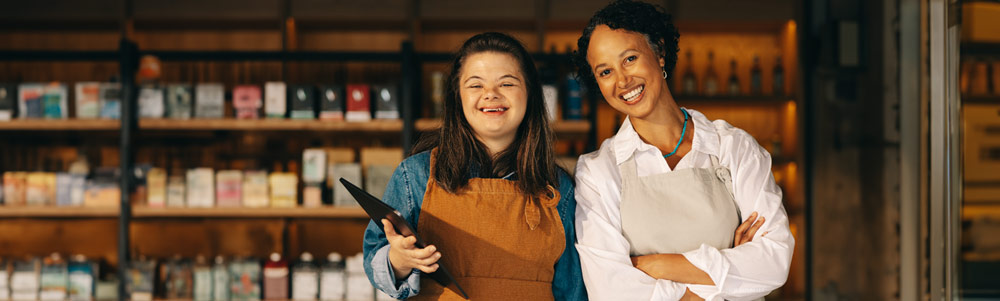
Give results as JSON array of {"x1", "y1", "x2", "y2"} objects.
[
  {"x1": 733, "y1": 212, "x2": 766, "y2": 247},
  {"x1": 383, "y1": 219, "x2": 442, "y2": 280}
]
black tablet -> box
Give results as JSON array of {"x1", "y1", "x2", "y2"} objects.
[{"x1": 339, "y1": 178, "x2": 468, "y2": 299}]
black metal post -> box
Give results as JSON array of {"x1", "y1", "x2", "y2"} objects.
[
  {"x1": 401, "y1": 41, "x2": 417, "y2": 155},
  {"x1": 117, "y1": 38, "x2": 139, "y2": 300}
]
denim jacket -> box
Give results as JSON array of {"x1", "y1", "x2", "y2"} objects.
[{"x1": 362, "y1": 151, "x2": 587, "y2": 300}]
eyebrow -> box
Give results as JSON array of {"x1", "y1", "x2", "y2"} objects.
[
  {"x1": 592, "y1": 48, "x2": 639, "y2": 72},
  {"x1": 463, "y1": 74, "x2": 522, "y2": 84}
]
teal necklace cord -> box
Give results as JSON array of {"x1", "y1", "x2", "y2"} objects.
[{"x1": 663, "y1": 108, "x2": 689, "y2": 158}]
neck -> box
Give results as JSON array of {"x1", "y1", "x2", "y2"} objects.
[
  {"x1": 629, "y1": 94, "x2": 688, "y2": 156},
  {"x1": 477, "y1": 135, "x2": 515, "y2": 158}
]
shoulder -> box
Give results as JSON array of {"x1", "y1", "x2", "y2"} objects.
[
  {"x1": 708, "y1": 118, "x2": 771, "y2": 166},
  {"x1": 399, "y1": 150, "x2": 432, "y2": 174},
  {"x1": 555, "y1": 168, "x2": 575, "y2": 196},
  {"x1": 575, "y1": 137, "x2": 618, "y2": 182}
]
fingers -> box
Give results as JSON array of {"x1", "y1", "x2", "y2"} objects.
[
  {"x1": 744, "y1": 216, "x2": 766, "y2": 242},
  {"x1": 734, "y1": 212, "x2": 757, "y2": 237},
  {"x1": 416, "y1": 263, "x2": 439, "y2": 273}
]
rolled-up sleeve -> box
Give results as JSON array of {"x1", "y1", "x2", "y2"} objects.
[
  {"x1": 363, "y1": 160, "x2": 423, "y2": 299},
  {"x1": 574, "y1": 158, "x2": 688, "y2": 300},
  {"x1": 684, "y1": 136, "x2": 794, "y2": 301}
]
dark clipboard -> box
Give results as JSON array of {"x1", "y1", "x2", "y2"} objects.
[{"x1": 339, "y1": 178, "x2": 469, "y2": 299}]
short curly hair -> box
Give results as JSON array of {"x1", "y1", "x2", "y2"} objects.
[{"x1": 574, "y1": 0, "x2": 680, "y2": 94}]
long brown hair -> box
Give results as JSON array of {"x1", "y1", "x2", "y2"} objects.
[{"x1": 412, "y1": 32, "x2": 558, "y2": 196}]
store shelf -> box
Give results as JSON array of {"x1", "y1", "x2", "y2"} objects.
[
  {"x1": 132, "y1": 206, "x2": 368, "y2": 218},
  {"x1": 0, "y1": 119, "x2": 120, "y2": 131},
  {"x1": 0, "y1": 50, "x2": 120, "y2": 61},
  {"x1": 676, "y1": 96, "x2": 795, "y2": 105},
  {"x1": 0, "y1": 206, "x2": 119, "y2": 218},
  {"x1": 415, "y1": 118, "x2": 591, "y2": 135},
  {"x1": 963, "y1": 96, "x2": 1000, "y2": 104},
  {"x1": 139, "y1": 119, "x2": 404, "y2": 132},
  {"x1": 963, "y1": 42, "x2": 1000, "y2": 58}
]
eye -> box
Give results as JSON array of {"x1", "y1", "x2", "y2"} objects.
[
  {"x1": 501, "y1": 82, "x2": 516, "y2": 87},
  {"x1": 625, "y1": 55, "x2": 638, "y2": 63},
  {"x1": 598, "y1": 69, "x2": 611, "y2": 77},
  {"x1": 468, "y1": 84, "x2": 482, "y2": 89}
]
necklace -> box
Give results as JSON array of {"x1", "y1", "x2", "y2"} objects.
[{"x1": 663, "y1": 108, "x2": 689, "y2": 158}]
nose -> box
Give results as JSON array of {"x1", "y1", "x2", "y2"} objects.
[
  {"x1": 615, "y1": 70, "x2": 630, "y2": 89},
  {"x1": 482, "y1": 85, "x2": 499, "y2": 100}
]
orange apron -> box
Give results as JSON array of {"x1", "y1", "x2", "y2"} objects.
[{"x1": 410, "y1": 150, "x2": 564, "y2": 300}]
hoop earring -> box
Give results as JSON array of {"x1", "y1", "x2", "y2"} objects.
[{"x1": 662, "y1": 70, "x2": 668, "y2": 79}]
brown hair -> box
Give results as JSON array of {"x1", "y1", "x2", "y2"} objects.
[{"x1": 412, "y1": 32, "x2": 559, "y2": 196}]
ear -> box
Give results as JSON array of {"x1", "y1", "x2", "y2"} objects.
[{"x1": 659, "y1": 57, "x2": 666, "y2": 69}]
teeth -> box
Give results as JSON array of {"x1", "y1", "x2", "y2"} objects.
[
  {"x1": 623, "y1": 85, "x2": 644, "y2": 102},
  {"x1": 481, "y1": 108, "x2": 507, "y2": 112}
]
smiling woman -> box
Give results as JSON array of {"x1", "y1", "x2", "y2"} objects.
[{"x1": 361, "y1": 32, "x2": 587, "y2": 300}]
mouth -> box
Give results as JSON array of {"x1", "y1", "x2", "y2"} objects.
[
  {"x1": 620, "y1": 85, "x2": 645, "y2": 103},
  {"x1": 479, "y1": 107, "x2": 509, "y2": 113}
]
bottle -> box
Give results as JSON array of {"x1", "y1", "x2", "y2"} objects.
[
  {"x1": 229, "y1": 257, "x2": 261, "y2": 300},
  {"x1": 681, "y1": 51, "x2": 698, "y2": 96},
  {"x1": 727, "y1": 58, "x2": 740, "y2": 96},
  {"x1": 0, "y1": 259, "x2": 9, "y2": 300},
  {"x1": 750, "y1": 55, "x2": 763, "y2": 95},
  {"x1": 319, "y1": 253, "x2": 345, "y2": 301},
  {"x1": 40, "y1": 253, "x2": 68, "y2": 301},
  {"x1": 263, "y1": 253, "x2": 289, "y2": 300},
  {"x1": 292, "y1": 252, "x2": 319, "y2": 300},
  {"x1": 68, "y1": 254, "x2": 96, "y2": 301},
  {"x1": 431, "y1": 71, "x2": 445, "y2": 118},
  {"x1": 211, "y1": 256, "x2": 229, "y2": 301},
  {"x1": 564, "y1": 73, "x2": 583, "y2": 120},
  {"x1": 703, "y1": 51, "x2": 719, "y2": 96},
  {"x1": 192, "y1": 255, "x2": 212, "y2": 301},
  {"x1": 773, "y1": 55, "x2": 785, "y2": 96},
  {"x1": 165, "y1": 255, "x2": 193, "y2": 299},
  {"x1": 11, "y1": 258, "x2": 41, "y2": 301}
]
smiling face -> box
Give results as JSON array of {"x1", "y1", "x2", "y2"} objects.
[
  {"x1": 459, "y1": 51, "x2": 528, "y2": 153},
  {"x1": 586, "y1": 25, "x2": 671, "y2": 120}
]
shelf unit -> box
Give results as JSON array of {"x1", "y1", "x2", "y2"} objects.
[
  {"x1": 0, "y1": 119, "x2": 121, "y2": 131},
  {"x1": 0, "y1": 206, "x2": 119, "y2": 218},
  {"x1": 131, "y1": 206, "x2": 367, "y2": 219}
]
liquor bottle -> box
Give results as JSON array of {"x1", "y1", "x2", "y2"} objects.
[
  {"x1": 211, "y1": 256, "x2": 229, "y2": 301},
  {"x1": 681, "y1": 51, "x2": 697, "y2": 96},
  {"x1": 233, "y1": 85, "x2": 263, "y2": 119},
  {"x1": 67, "y1": 255, "x2": 96, "y2": 301},
  {"x1": 138, "y1": 85, "x2": 165, "y2": 119},
  {"x1": 195, "y1": 83, "x2": 225, "y2": 119},
  {"x1": 229, "y1": 257, "x2": 261, "y2": 300},
  {"x1": 192, "y1": 255, "x2": 212, "y2": 301},
  {"x1": 74, "y1": 82, "x2": 101, "y2": 119},
  {"x1": 431, "y1": 71, "x2": 445, "y2": 118},
  {"x1": 269, "y1": 173, "x2": 298, "y2": 208},
  {"x1": 265, "y1": 81, "x2": 287, "y2": 119},
  {"x1": 373, "y1": 84, "x2": 399, "y2": 120},
  {"x1": 773, "y1": 55, "x2": 785, "y2": 97},
  {"x1": 345, "y1": 85, "x2": 371, "y2": 122},
  {"x1": 98, "y1": 83, "x2": 120, "y2": 120},
  {"x1": 289, "y1": 85, "x2": 317, "y2": 120},
  {"x1": 319, "y1": 85, "x2": 345, "y2": 121},
  {"x1": 564, "y1": 73, "x2": 583, "y2": 120},
  {"x1": 166, "y1": 84, "x2": 194, "y2": 119},
  {"x1": 127, "y1": 258, "x2": 156, "y2": 301},
  {"x1": 750, "y1": 55, "x2": 763, "y2": 95},
  {"x1": 319, "y1": 253, "x2": 345, "y2": 301},
  {"x1": 263, "y1": 253, "x2": 289, "y2": 300},
  {"x1": 291, "y1": 252, "x2": 319, "y2": 300},
  {"x1": 727, "y1": 58, "x2": 740, "y2": 96},
  {"x1": 12, "y1": 258, "x2": 41, "y2": 301},
  {"x1": 0, "y1": 83, "x2": 15, "y2": 120},
  {"x1": 216, "y1": 170, "x2": 243, "y2": 208},
  {"x1": 40, "y1": 253, "x2": 68, "y2": 301},
  {"x1": 703, "y1": 51, "x2": 719, "y2": 96},
  {"x1": 164, "y1": 255, "x2": 193, "y2": 300},
  {"x1": 0, "y1": 259, "x2": 9, "y2": 300}
]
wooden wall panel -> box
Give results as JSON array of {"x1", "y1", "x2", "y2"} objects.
[
  {"x1": 0, "y1": 219, "x2": 119, "y2": 266},
  {"x1": 130, "y1": 218, "x2": 284, "y2": 259},
  {"x1": 287, "y1": 219, "x2": 369, "y2": 260},
  {"x1": 132, "y1": 31, "x2": 283, "y2": 51}
]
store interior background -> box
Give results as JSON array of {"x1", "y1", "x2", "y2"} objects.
[{"x1": 0, "y1": 0, "x2": 996, "y2": 300}]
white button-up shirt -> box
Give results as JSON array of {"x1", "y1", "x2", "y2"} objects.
[{"x1": 574, "y1": 108, "x2": 794, "y2": 300}]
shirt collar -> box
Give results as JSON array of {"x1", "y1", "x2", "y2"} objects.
[{"x1": 612, "y1": 107, "x2": 720, "y2": 165}]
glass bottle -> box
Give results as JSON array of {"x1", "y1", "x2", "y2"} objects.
[
  {"x1": 727, "y1": 58, "x2": 740, "y2": 96},
  {"x1": 703, "y1": 51, "x2": 719, "y2": 96},
  {"x1": 292, "y1": 252, "x2": 319, "y2": 300}
]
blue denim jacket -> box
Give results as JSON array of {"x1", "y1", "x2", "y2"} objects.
[{"x1": 362, "y1": 151, "x2": 587, "y2": 300}]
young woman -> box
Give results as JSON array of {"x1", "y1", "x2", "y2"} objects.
[
  {"x1": 362, "y1": 32, "x2": 586, "y2": 300},
  {"x1": 573, "y1": 1, "x2": 794, "y2": 300}
]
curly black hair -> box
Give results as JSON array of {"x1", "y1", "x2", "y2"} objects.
[{"x1": 574, "y1": 0, "x2": 680, "y2": 94}]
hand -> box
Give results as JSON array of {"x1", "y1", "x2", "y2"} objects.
[
  {"x1": 383, "y1": 219, "x2": 441, "y2": 280},
  {"x1": 680, "y1": 288, "x2": 705, "y2": 301},
  {"x1": 733, "y1": 211, "x2": 766, "y2": 247}
]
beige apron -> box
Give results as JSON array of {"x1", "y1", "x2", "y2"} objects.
[{"x1": 619, "y1": 154, "x2": 741, "y2": 256}]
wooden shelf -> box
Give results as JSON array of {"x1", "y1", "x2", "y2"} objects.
[
  {"x1": 0, "y1": 206, "x2": 119, "y2": 218},
  {"x1": 132, "y1": 206, "x2": 368, "y2": 218},
  {"x1": 139, "y1": 119, "x2": 403, "y2": 132},
  {"x1": 415, "y1": 118, "x2": 591, "y2": 135},
  {"x1": 676, "y1": 96, "x2": 795, "y2": 105},
  {"x1": 963, "y1": 42, "x2": 1000, "y2": 58},
  {"x1": 964, "y1": 96, "x2": 1000, "y2": 104},
  {"x1": 0, "y1": 119, "x2": 120, "y2": 131}
]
